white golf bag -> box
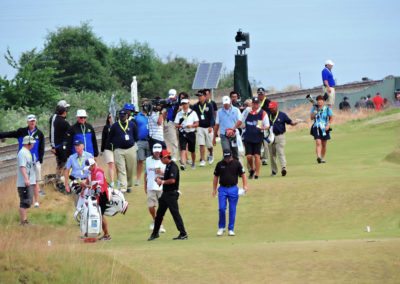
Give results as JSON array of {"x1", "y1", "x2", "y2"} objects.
[
  {"x1": 104, "y1": 188, "x2": 129, "y2": 217},
  {"x1": 80, "y1": 189, "x2": 102, "y2": 238}
]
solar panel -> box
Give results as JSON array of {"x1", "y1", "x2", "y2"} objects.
[{"x1": 192, "y1": 62, "x2": 223, "y2": 90}]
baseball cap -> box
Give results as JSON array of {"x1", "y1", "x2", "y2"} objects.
[
  {"x1": 269, "y1": 101, "x2": 279, "y2": 109},
  {"x1": 195, "y1": 92, "x2": 205, "y2": 97},
  {"x1": 180, "y1": 99, "x2": 189, "y2": 104},
  {"x1": 325, "y1": 59, "x2": 334, "y2": 66},
  {"x1": 22, "y1": 135, "x2": 36, "y2": 145},
  {"x1": 119, "y1": 109, "x2": 127, "y2": 116},
  {"x1": 223, "y1": 149, "x2": 232, "y2": 157},
  {"x1": 168, "y1": 89, "x2": 177, "y2": 98},
  {"x1": 222, "y1": 96, "x2": 231, "y2": 105},
  {"x1": 27, "y1": 114, "x2": 37, "y2": 122},
  {"x1": 73, "y1": 139, "x2": 84, "y2": 146},
  {"x1": 57, "y1": 100, "x2": 70, "y2": 108},
  {"x1": 161, "y1": 149, "x2": 171, "y2": 158},
  {"x1": 252, "y1": 97, "x2": 260, "y2": 104},
  {"x1": 83, "y1": 158, "x2": 96, "y2": 171},
  {"x1": 257, "y1": 87, "x2": 265, "y2": 93},
  {"x1": 152, "y1": 143, "x2": 163, "y2": 153},
  {"x1": 123, "y1": 103, "x2": 135, "y2": 111},
  {"x1": 76, "y1": 109, "x2": 87, "y2": 117}
]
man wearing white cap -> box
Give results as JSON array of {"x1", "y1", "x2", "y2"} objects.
[
  {"x1": 174, "y1": 98, "x2": 199, "y2": 170},
  {"x1": 213, "y1": 96, "x2": 242, "y2": 160},
  {"x1": 66, "y1": 109, "x2": 98, "y2": 158},
  {"x1": 163, "y1": 89, "x2": 180, "y2": 161},
  {"x1": 144, "y1": 143, "x2": 167, "y2": 233},
  {"x1": 16, "y1": 136, "x2": 37, "y2": 225},
  {"x1": 1, "y1": 115, "x2": 45, "y2": 208},
  {"x1": 322, "y1": 60, "x2": 336, "y2": 107}
]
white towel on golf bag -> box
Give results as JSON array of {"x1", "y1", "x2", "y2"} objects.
[
  {"x1": 264, "y1": 126, "x2": 275, "y2": 144},
  {"x1": 236, "y1": 129, "x2": 245, "y2": 155},
  {"x1": 104, "y1": 188, "x2": 129, "y2": 216}
]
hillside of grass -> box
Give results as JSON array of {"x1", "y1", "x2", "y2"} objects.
[{"x1": 0, "y1": 108, "x2": 399, "y2": 283}]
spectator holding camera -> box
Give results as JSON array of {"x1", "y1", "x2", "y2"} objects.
[
  {"x1": 174, "y1": 98, "x2": 199, "y2": 170},
  {"x1": 213, "y1": 96, "x2": 242, "y2": 160},
  {"x1": 310, "y1": 95, "x2": 333, "y2": 164},
  {"x1": 148, "y1": 96, "x2": 166, "y2": 151}
]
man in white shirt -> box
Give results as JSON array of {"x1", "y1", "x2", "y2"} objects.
[
  {"x1": 144, "y1": 143, "x2": 167, "y2": 233},
  {"x1": 174, "y1": 99, "x2": 199, "y2": 170}
]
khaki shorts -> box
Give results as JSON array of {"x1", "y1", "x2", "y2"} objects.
[
  {"x1": 35, "y1": 162, "x2": 42, "y2": 183},
  {"x1": 323, "y1": 87, "x2": 336, "y2": 106},
  {"x1": 103, "y1": 149, "x2": 114, "y2": 164},
  {"x1": 197, "y1": 127, "x2": 213, "y2": 148},
  {"x1": 147, "y1": 190, "x2": 162, "y2": 207}
]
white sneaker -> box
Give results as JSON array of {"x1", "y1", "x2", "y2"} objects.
[
  {"x1": 228, "y1": 230, "x2": 235, "y2": 236},
  {"x1": 149, "y1": 223, "x2": 154, "y2": 231},
  {"x1": 160, "y1": 225, "x2": 166, "y2": 233},
  {"x1": 217, "y1": 228, "x2": 224, "y2": 236},
  {"x1": 134, "y1": 180, "x2": 140, "y2": 186},
  {"x1": 208, "y1": 155, "x2": 214, "y2": 165},
  {"x1": 199, "y1": 160, "x2": 206, "y2": 167},
  {"x1": 34, "y1": 202, "x2": 39, "y2": 208},
  {"x1": 191, "y1": 163, "x2": 196, "y2": 170}
]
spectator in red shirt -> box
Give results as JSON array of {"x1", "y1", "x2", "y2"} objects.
[{"x1": 372, "y1": 92, "x2": 384, "y2": 111}]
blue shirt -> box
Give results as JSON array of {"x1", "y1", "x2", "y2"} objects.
[
  {"x1": 310, "y1": 106, "x2": 333, "y2": 128},
  {"x1": 216, "y1": 106, "x2": 241, "y2": 135},
  {"x1": 134, "y1": 112, "x2": 149, "y2": 140},
  {"x1": 65, "y1": 151, "x2": 93, "y2": 179},
  {"x1": 322, "y1": 67, "x2": 335, "y2": 87},
  {"x1": 269, "y1": 111, "x2": 292, "y2": 135}
]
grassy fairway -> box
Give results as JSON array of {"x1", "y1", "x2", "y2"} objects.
[{"x1": 1, "y1": 109, "x2": 399, "y2": 283}]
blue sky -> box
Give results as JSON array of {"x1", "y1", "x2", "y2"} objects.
[{"x1": 1, "y1": 0, "x2": 399, "y2": 90}]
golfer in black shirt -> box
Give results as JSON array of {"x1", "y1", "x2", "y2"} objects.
[
  {"x1": 213, "y1": 149, "x2": 248, "y2": 237},
  {"x1": 148, "y1": 149, "x2": 188, "y2": 241}
]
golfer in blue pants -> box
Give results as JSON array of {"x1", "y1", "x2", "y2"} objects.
[
  {"x1": 218, "y1": 185, "x2": 239, "y2": 231},
  {"x1": 213, "y1": 149, "x2": 248, "y2": 236}
]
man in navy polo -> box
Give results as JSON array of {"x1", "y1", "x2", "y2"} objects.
[
  {"x1": 267, "y1": 101, "x2": 298, "y2": 177},
  {"x1": 322, "y1": 59, "x2": 336, "y2": 107},
  {"x1": 107, "y1": 110, "x2": 138, "y2": 193}
]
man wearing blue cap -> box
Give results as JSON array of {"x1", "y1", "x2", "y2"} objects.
[
  {"x1": 64, "y1": 139, "x2": 93, "y2": 193},
  {"x1": 123, "y1": 103, "x2": 136, "y2": 121}
]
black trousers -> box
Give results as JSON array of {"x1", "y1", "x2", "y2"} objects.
[{"x1": 153, "y1": 191, "x2": 186, "y2": 235}]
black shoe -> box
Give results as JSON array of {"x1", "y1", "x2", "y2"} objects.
[
  {"x1": 262, "y1": 160, "x2": 268, "y2": 166},
  {"x1": 281, "y1": 167, "x2": 287, "y2": 176},
  {"x1": 254, "y1": 175, "x2": 259, "y2": 180},
  {"x1": 173, "y1": 234, "x2": 188, "y2": 240},
  {"x1": 317, "y1": 157, "x2": 322, "y2": 164},
  {"x1": 148, "y1": 233, "x2": 159, "y2": 241},
  {"x1": 271, "y1": 171, "x2": 277, "y2": 177},
  {"x1": 127, "y1": 188, "x2": 132, "y2": 193},
  {"x1": 248, "y1": 170, "x2": 255, "y2": 179},
  {"x1": 180, "y1": 164, "x2": 186, "y2": 171}
]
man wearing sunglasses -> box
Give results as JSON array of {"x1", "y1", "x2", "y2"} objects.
[{"x1": 66, "y1": 109, "x2": 98, "y2": 158}]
